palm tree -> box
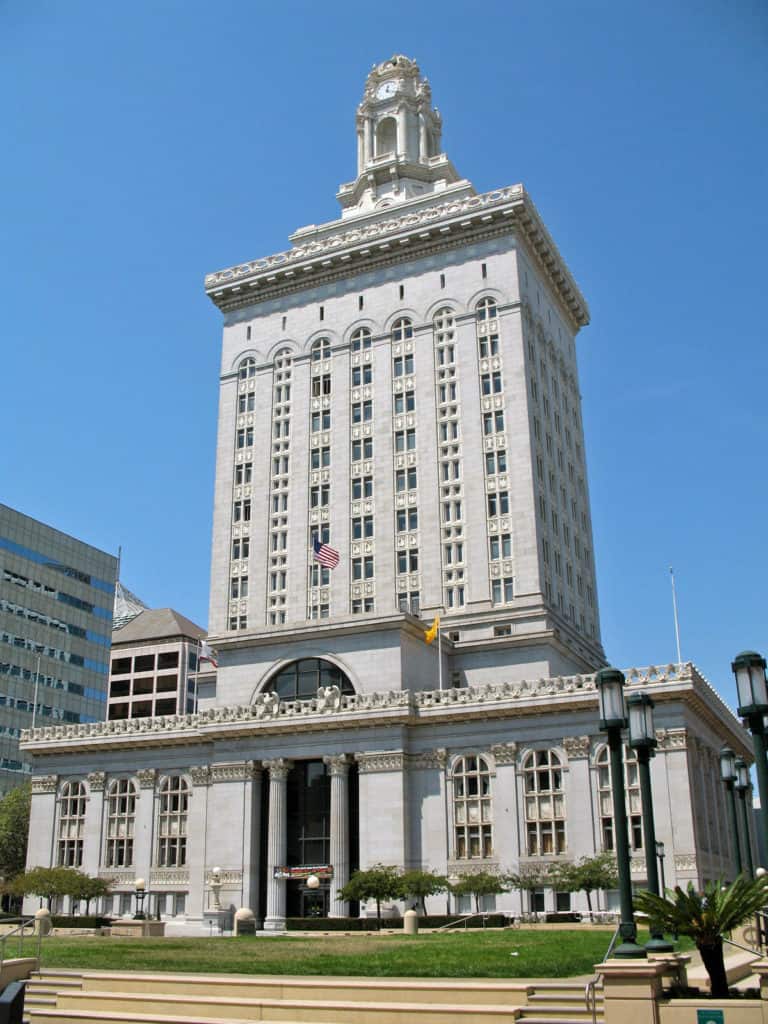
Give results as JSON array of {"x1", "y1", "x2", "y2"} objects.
[{"x1": 634, "y1": 875, "x2": 768, "y2": 998}]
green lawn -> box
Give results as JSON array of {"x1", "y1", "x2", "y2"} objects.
[{"x1": 20, "y1": 929, "x2": 689, "y2": 979}]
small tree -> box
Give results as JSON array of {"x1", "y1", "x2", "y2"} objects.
[
  {"x1": 0, "y1": 784, "x2": 31, "y2": 885},
  {"x1": 553, "y1": 854, "x2": 619, "y2": 914},
  {"x1": 68, "y1": 873, "x2": 111, "y2": 916},
  {"x1": 635, "y1": 875, "x2": 768, "y2": 998},
  {"x1": 338, "y1": 864, "x2": 402, "y2": 924},
  {"x1": 399, "y1": 869, "x2": 448, "y2": 915},
  {"x1": 10, "y1": 866, "x2": 79, "y2": 909},
  {"x1": 450, "y1": 871, "x2": 507, "y2": 913},
  {"x1": 505, "y1": 865, "x2": 545, "y2": 916}
]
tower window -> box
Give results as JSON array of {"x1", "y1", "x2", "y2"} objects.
[
  {"x1": 440, "y1": 273, "x2": 445, "y2": 289},
  {"x1": 319, "y1": 305, "x2": 324, "y2": 321},
  {"x1": 399, "y1": 284, "x2": 404, "y2": 300},
  {"x1": 358, "y1": 295, "x2": 364, "y2": 310},
  {"x1": 246, "y1": 325, "x2": 252, "y2": 340},
  {"x1": 282, "y1": 316, "x2": 287, "y2": 330},
  {"x1": 481, "y1": 263, "x2": 487, "y2": 279}
]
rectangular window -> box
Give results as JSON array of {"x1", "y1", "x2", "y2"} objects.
[
  {"x1": 310, "y1": 484, "x2": 330, "y2": 508},
  {"x1": 393, "y1": 354, "x2": 414, "y2": 377},
  {"x1": 352, "y1": 365, "x2": 372, "y2": 386},
  {"x1": 310, "y1": 446, "x2": 331, "y2": 469},
  {"x1": 311, "y1": 410, "x2": 331, "y2": 432},
  {"x1": 351, "y1": 437, "x2": 373, "y2": 461},
  {"x1": 351, "y1": 476, "x2": 373, "y2": 500},
  {"x1": 235, "y1": 462, "x2": 253, "y2": 485}
]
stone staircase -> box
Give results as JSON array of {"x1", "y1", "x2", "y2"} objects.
[{"x1": 22, "y1": 970, "x2": 602, "y2": 1024}]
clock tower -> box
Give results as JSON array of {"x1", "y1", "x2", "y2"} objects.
[{"x1": 337, "y1": 54, "x2": 471, "y2": 218}]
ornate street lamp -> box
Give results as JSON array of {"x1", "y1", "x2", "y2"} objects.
[
  {"x1": 720, "y1": 746, "x2": 743, "y2": 876},
  {"x1": 655, "y1": 841, "x2": 666, "y2": 895},
  {"x1": 626, "y1": 692, "x2": 673, "y2": 952},
  {"x1": 733, "y1": 651, "x2": 768, "y2": 855},
  {"x1": 133, "y1": 878, "x2": 147, "y2": 920},
  {"x1": 597, "y1": 667, "x2": 646, "y2": 958},
  {"x1": 735, "y1": 757, "x2": 755, "y2": 877}
]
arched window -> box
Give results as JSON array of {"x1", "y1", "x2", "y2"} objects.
[
  {"x1": 476, "y1": 297, "x2": 498, "y2": 321},
  {"x1": 105, "y1": 779, "x2": 136, "y2": 868},
  {"x1": 157, "y1": 776, "x2": 189, "y2": 867},
  {"x1": 351, "y1": 327, "x2": 372, "y2": 352},
  {"x1": 597, "y1": 745, "x2": 643, "y2": 851},
  {"x1": 523, "y1": 749, "x2": 566, "y2": 855},
  {"x1": 376, "y1": 117, "x2": 397, "y2": 156},
  {"x1": 262, "y1": 658, "x2": 355, "y2": 703},
  {"x1": 238, "y1": 357, "x2": 256, "y2": 379},
  {"x1": 311, "y1": 337, "x2": 331, "y2": 362},
  {"x1": 453, "y1": 755, "x2": 493, "y2": 859},
  {"x1": 58, "y1": 780, "x2": 86, "y2": 867},
  {"x1": 392, "y1": 317, "x2": 413, "y2": 342}
]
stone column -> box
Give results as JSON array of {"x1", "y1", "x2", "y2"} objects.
[
  {"x1": 396, "y1": 106, "x2": 406, "y2": 156},
  {"x1": 324, "y1": 755, "x2": 350, "y2": 917},
  {"x1": 418, "y1": 110, "x2": 427, "y2": 159},
  {"x1": 363, "y1": 117, "x2": 371, "y2": 163},
  {"x1": 83, "y1": 771, "x2": 107, "y2": 876},
  {"x1": 599, "y1": 958, "x2": 673, "y2": 1024},
  {"x1": 133, "y1": 768, "x2": 157, "y2": 892},
  {"x1": 263, "y1": 758, "x2": 292, "y2": 931}
]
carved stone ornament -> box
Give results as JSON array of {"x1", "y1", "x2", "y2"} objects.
[
  {"x1": 31, "y1": 774, "x2": 57, "y2": 794},
  {"x1": 210, "y1": 761, "x2": 261, "y2": 783},
  {"x1": 355, "y1": 752, "x2": 405, "y2": 774},
  {"x1": 490, "y1": 742, "x2": 518, "y2": 766},
  {"x1": 189, "y1": 765, "x2": 212, "y2": 786},
  {"x1": 87, "y1": 771, "x2": 107, "y2": 792},
  {"x1": 264, "y1": 758, "x2": 293, "y2": 781},
  {"x1": 204, "y1": 869, "x2": 243, "y2": 886},
  {"x1": 674, "y1": 855, "x2": 697, "y2": 872},
  {"x1": 629, "y1": 857, "x2": 647, "y2": 874},
  {"x1": 409, "y1": 748, "x2": 448, "y2": 770},
  {"x1": 323, "y1": 754, "x2": 351, "y2": 776},
  {"x1": 656, "y1": 728, "x2": 688, "y2": 751},
  {"x1": 149, "y1": 869, "x2": 190, "y2": 886},
  {"x1": 136, "y1": 768, "x2": 157, "y2": 790},
  {"x1": 98, "y1": 870, "x2": 134, "y2": 885},
  {"x1": 562, "y1": 736, "x2": 591, "y2": 759}
]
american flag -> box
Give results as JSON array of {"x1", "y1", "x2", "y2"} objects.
[{"x1": 313, "y1": 537, "x2": 340, "y2": 569}]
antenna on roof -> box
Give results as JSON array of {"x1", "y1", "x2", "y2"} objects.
[
  {"x1": 116, "y1": 544, "x2": 122, "y2": 583},
  {"x1": 669, "y1": 566, "x2": 682, "y2": 666}
]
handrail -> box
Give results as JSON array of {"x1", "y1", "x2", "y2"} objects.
[
  {"x1": 723, "y1": 935, "x2": 762, "y2": 958},
  {"x1": 0, "y1": 917, "x2": 42, "y2": 972},
  {"x1": 584, "y1": 924, "x2": 621, "y2": 1024},
  {"x1": 433, "y1": 912, "x2": 492, "y2": 932}
]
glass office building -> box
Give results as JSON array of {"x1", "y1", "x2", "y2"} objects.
[{"x1": 0, "y1": 504, "x2": 117, "y2": 793}]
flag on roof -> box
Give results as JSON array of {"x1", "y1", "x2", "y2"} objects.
[
  {"x1": 424, "y1": 615, "x2": 440, "y2": 644},
  {"x1": 313, "y1": 538, "x2": 340, "y2": 569}
]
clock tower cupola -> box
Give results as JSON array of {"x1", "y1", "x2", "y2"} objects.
[{"x1": 337, "y1": 55, "x2": 470, "y2": 218}]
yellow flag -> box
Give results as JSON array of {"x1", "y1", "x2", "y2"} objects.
[{"x1": 424, "y1": 615, "x2": 440, "y2": 645}]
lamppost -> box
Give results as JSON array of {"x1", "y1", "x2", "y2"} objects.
[
  {"x1": 720, "y1": 746, "x2": 743, "y2": 877},
  {"x1": 655, "y1": 842, "x2": 666, "y2": 895},
  {"x1": 596, "y1": 667, "x2": 646, "y2": 958},
  {"x1": 133, "y1": 878, "x2": 147, "y2": 920},
  {"x1": 732, "y1": 651, "x2": 768, "y2": 855},
  {"x1": 735, "y1": 757, "x2": 755, "y2": 877},
  {"x1": 626, "y1": 691, "x2": 673, "y2": 952}
]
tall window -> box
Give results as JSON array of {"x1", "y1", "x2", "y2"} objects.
[
  {"x1": 311, "y1": 337, "x2": 331, "y2": 361},
  {"x1": 453, "y1": 755, "x2": 493, "y2": 859},
  {"x1": 523, "y1": 749, "x2": 566, "y2": 855},
  {"x1": 392, "y1": 317, "x2": 413, "y2": 342},
  {"x1": 597, "y1": 745, "x2": 643, "y2": 851},
  {"x1": 238, "y1": 357, "x2": 256, "y2": 379},
  {"x1": 157, "y1": 776, "x2": 189, "y2": 867},
  {"x1": 57, "y1": 780, "x2": 86, "y2": 867},
  {"x1": 351, "y1": 327, "x2": 372, "y2": 352},
  {"x1": 105, "y1": 779, "x2": 136, "y2": 868}
]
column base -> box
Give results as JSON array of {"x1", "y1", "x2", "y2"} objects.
[{"x1": 263, "y1": 916, "x2": 287, "y2": 931}]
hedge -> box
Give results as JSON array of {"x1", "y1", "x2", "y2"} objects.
[
  {"x1": 285, "y1": 913, "x2": 510, "y2": 931},
  {"x1": 50, "y1": 915, "x2": 111, "y2": 928}
]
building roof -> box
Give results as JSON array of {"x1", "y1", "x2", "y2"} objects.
[
  {"x1": 112, "y1": 581, "x2": 150, "y2": 630},
  {"x1": 111, "y1": 607, "x2": 205, "y2": 646}
]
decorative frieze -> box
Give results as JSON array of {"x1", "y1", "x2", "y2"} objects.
[
  {"x1": 87, "y1": 771, "x2": 107, "y2": 792},
  {"x1": 447, "y1": 860, "x2": 501, "y2": 877},
  {"x1": 656, "y1": 728, "x2": 688, "y2": 751},
  {"x1": 98, "y1": 870, "x2": 134, "y2": 885},
  {"x1": 137, "y1": 768, "x2": 156, "y2": 790},
  {"x1": 674, "y1": 855, "x2": 697, "y2": 872},
  {"x1": 563, "y1": 736, "x2": 591, "y2": 759},
  {"x1": 355, "y1": 752, "x2": 406, "y2": 774},
  {"x1": 210, "y1": 761, "x2": 261, "y2": 783},
  {"x1": 31, "y1": 774, "x2": 57, "y2": 794},
  {"x1": 490, "y1": 742, "x2": 518, "y2": 766},
  {"x1": 408, "y1": 748, "x2": 448, "y2": 770},
  {"x1": 149, "y1": 869, "x2": 190, "y2": 886},
  {"x1": 189, "y1": 765, "x2": 212, "y2": 787},
  {"x1": 204, "y1": 869, "x2": 242, "y2": 885},
  {"x1": 629, "y1": 857, "x2": 647, "y2": 874},
  {"x1": 264, "y1": 758, "x2": 293, "y2": 781}
]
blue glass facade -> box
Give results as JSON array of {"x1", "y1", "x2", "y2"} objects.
[{"x1": 0, "y1": 505, "x2": 118, "y2": 791}]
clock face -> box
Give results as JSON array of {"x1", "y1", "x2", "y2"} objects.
[{"x1": 376, "y1": 81, "x2": 397, "y2": 100}]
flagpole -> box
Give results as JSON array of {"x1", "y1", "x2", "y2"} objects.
[
  {"x1": 669, "y1": 566, "x2": 682, "y2": 666},
  {"x1": 438, "y1": 623, "x2": 443, "y2": 692}
]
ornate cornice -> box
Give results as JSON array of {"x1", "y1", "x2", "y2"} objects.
[
  {"x1": 656, "y1": 728, "x2": 688, "y2": 751},
  {"x1": 204, "y1": 185, "x2": 590, "y2": 330},
  {"x1": 563, "y1": 736, "x2": 591, "y2": 759},
  {"x1": 355, "y1": 752, "x2": 406, "y2": 774},
  {"x1": 31, "y1": 774, "x2": 57, "y2": 794},
  {"x1": 137, "y1": 768, "x2": 156, "y2": 790},
  {"x1": 87, "y1": 770, "x2": 107, "y2": 792}
]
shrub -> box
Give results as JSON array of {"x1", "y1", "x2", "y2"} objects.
[{"x1": 50, "y1": 915, "x2": 111, "y2": 929}]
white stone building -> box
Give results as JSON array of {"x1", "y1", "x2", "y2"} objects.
[{"x1": 21, "y1": 56, "x2": 752, "y2": 931}]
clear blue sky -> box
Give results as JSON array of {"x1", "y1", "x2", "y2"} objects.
[{"x1": 1, "y1": 2, "x2": 765, "y2": 710}]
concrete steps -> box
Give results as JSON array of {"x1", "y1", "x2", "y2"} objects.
[{"x1": 23, "y1": 969, "x2": 603, "y2": 1024}]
